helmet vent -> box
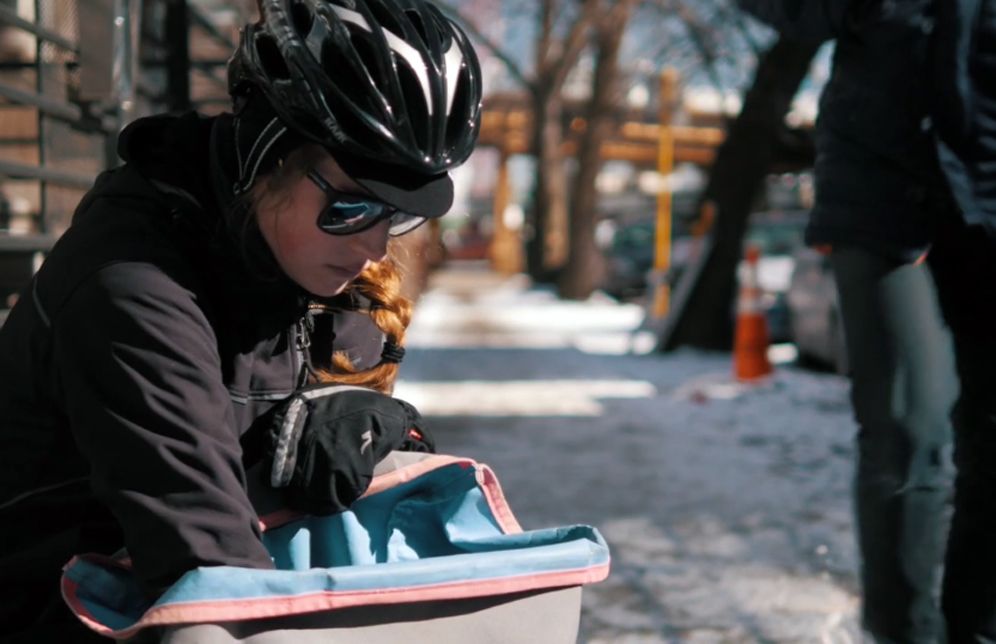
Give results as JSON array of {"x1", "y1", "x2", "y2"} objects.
[
  {"x1": 403, "y1": 9, "x2": 429, "y2": 47},
  {"x1": 352, "y1": 36, "x2": 384, "y2": 87},
  {"x1": 289, "y1": 1, "x2": 315, "y2": 38},
  {"x1": 366, "y1": 2, "x2": 405, "y2": 39},
  {"x1": 321, "y1": 40, "x2": 369, "y2": 101},
  {"x1": 396, "y1": 62, "x2": 429, "y2": 151},
  {"x1": 445, "y1": 68, "x2": 471, "y2": 146},
  {"x1": 255, "y1": 33, "x2": 292, "y2": 80}
]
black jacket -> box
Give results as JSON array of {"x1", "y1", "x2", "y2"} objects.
[
  {"x1": 0, "y1": 113, "x2": 382, "y2": 635},
  {"x1": 932, "y1": 0, "x2": 996, "y2": 238},
  {"x1": 739, "y1": 0, "x2": 957, "y2": 260}
]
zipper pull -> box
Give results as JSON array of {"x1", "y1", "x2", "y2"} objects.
[
  {"x1": 296, "y1": 316, "x2": 312, "y2": 351},
  {"x1": 295, "y1": 315, "x2": 315, "y2": 387}
]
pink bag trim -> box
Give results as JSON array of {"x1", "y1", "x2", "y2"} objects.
[
  {"x1": 258, "y1": 455, "x2": 521, "y2": 533},
  {"x1": 61, "y1": 576, "x2": 112, "y2": 636},
  {"x1": 475, "y1": 465, "x2": 523, "y2": 534},
  {"x1": 63, "y1": 561, "x2": 610, "y2": 639}
]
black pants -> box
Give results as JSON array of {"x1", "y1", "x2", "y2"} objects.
[
  {"x1": 832, "y1": 246, "x2": 956, "y2": 644},
  {"x1": 930, "y1": 221, "x2": 996, "y2": 644},
  {"x1": 833, "y1": 220, "x2": 996, "y2": 643}
]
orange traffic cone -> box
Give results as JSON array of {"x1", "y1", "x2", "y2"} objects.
[{"x1": 734, "y1": 245, "x2": 773, "y2": 382}]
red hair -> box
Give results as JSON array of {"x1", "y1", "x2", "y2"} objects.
[
  {"x1": 314, "y1": 249, "x2": 413, "y2": 393},
  {"x1": 253, "y1": 144, "x2": 415, "y2": 394}
]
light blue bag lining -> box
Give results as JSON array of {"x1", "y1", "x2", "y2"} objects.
[{"x1": 62, "y1": 461, "x2": 610, "y2": 636}]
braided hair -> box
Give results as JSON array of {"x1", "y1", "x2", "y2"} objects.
[
  {"x1": 315, "y1": 252, "x2": 413, "y2": 394},
  {"x1": 250, "y1": 143, "x2": 414, "y2": 394}
]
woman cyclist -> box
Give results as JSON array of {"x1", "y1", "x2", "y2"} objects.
[{"x1": 0, "y1": 1, "x2": 481, "y2": 640}]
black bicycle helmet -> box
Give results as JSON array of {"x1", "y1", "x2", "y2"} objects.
[{"x1": 228, "y1": 0, "x2": 482, "y2": 215}]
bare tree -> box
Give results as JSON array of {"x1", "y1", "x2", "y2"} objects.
[
  {"x1": 558, "y1": 0, "x2": 638, "y2": 299},
  {"x1": 659, "y1": 34, "x2": 820, "y2": 350},
  {"x1": 557, "y1": 0, "x2": 762, "y2": 299},
  {"x1": 443, "y1": 0, "x2": 598, "y2": 280},
  {"x1": 447, "y1": 0, "x2": 801, "y2": 309}
]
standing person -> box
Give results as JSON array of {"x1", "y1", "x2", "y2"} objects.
[
  {"x1": 928, "y1": 1, "x2": 996, "y2": 640},
  {"x1": 736, "y1": 1, "x2": 959, "y2": 642},
  {"x1": 0, "y1": 1, "x2": 482, "y2": 641}
]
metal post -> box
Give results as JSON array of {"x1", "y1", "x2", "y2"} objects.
[
  {"x1": 164, "y1": 0, "x2": 190, "y2": 113},
  {"x1": 105, "y1": 0, "x2": 141, "y2": 166},
  {"x1": 33, "y1": 0, "x2": 46, "y2": 234},
  {"x1": 112, "y1": 0, "x2": 139, "y2": 123},
  {"x1": 651, "y1": 68, "x2": 679, "y2": 319},
  {"x1": 489, "y1": 147, "x2": 515, "y2": 274}
]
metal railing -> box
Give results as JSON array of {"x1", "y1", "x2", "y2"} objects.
[
  {"x1": 0, "y1": 0, "x2": 145, "y2": 304},
  {"x1": 0, "y1": 0, "x2": 243, "y2": 303},
  {"x1": 0, "y1": 3, "x2": 75, "y2": 53},
  {"x1": 137, "y1": 1, "x2": 239, "y2": 111},
  {"x1": 0, "y1": 0, "x2": 140, "y2": 243}
]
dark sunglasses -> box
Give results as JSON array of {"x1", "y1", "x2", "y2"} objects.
[{"x1": 306, "y1": 170, "x2": 427, "y2": 237}]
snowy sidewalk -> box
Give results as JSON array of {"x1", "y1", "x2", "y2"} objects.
[{"x1": 395, "y1": 263, "x2": 864, "y2": 643}]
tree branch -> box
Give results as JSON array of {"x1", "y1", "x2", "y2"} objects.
[
  {"x1": 436, "y1": 1, "x2": 532, "y2": 89},
  {"x1": 543, "y1": 0, "x2": 599, "y2": 91}
]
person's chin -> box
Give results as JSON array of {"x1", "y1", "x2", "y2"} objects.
[
  {"x1": 301, "y1": 268, "x2": 356, "y2": 297},
  {"x1": 304, "y1": 280, "x2": 350, "y2": 298}
]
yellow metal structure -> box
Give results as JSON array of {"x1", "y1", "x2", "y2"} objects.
[
  {"x1": 478, "y1": 75, "x2": 727, "y2": 277},
  {"x1": 489, "y1": 150, "x2": 523, "y2": 274},
  {"x1": 652, "y1": 69, "x2": 679, "y2": 319},
  {"x1": 478, "y1": 110, "x2": 722, "y2": 167}
]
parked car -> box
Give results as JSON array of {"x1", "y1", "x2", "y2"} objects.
[
  {"x1": 599, "y1": 217, "x2": 657, "y2": 299},
  {"x1": 600, "y1": 210, "x2": 808, "y2": 343},
  {"x1": 786, "y1": 247, "x2": 848, "y2": 373}
]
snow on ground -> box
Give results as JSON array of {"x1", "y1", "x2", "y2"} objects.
[{"x1": 396, "y1": 263, "x2": 865, "y2": 643}]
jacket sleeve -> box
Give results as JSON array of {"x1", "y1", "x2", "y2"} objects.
[
  {"x1": 51, "y1": 262, "x2": 274, "y2": 592},
  {"x1": 736, "y1": 0, "x2": 851, "y2": 42}
]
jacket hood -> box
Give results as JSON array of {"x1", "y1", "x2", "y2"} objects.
[
  {"x1": 115, "y1": 112, "x2": 302, "y2": 291},
  {"x1": 117, "y1": 112, "x2": 221, "y2": 210}
]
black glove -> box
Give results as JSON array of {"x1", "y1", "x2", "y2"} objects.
[{"x1": 266, "y1": 384, "x2": 435, "y2": 515}]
